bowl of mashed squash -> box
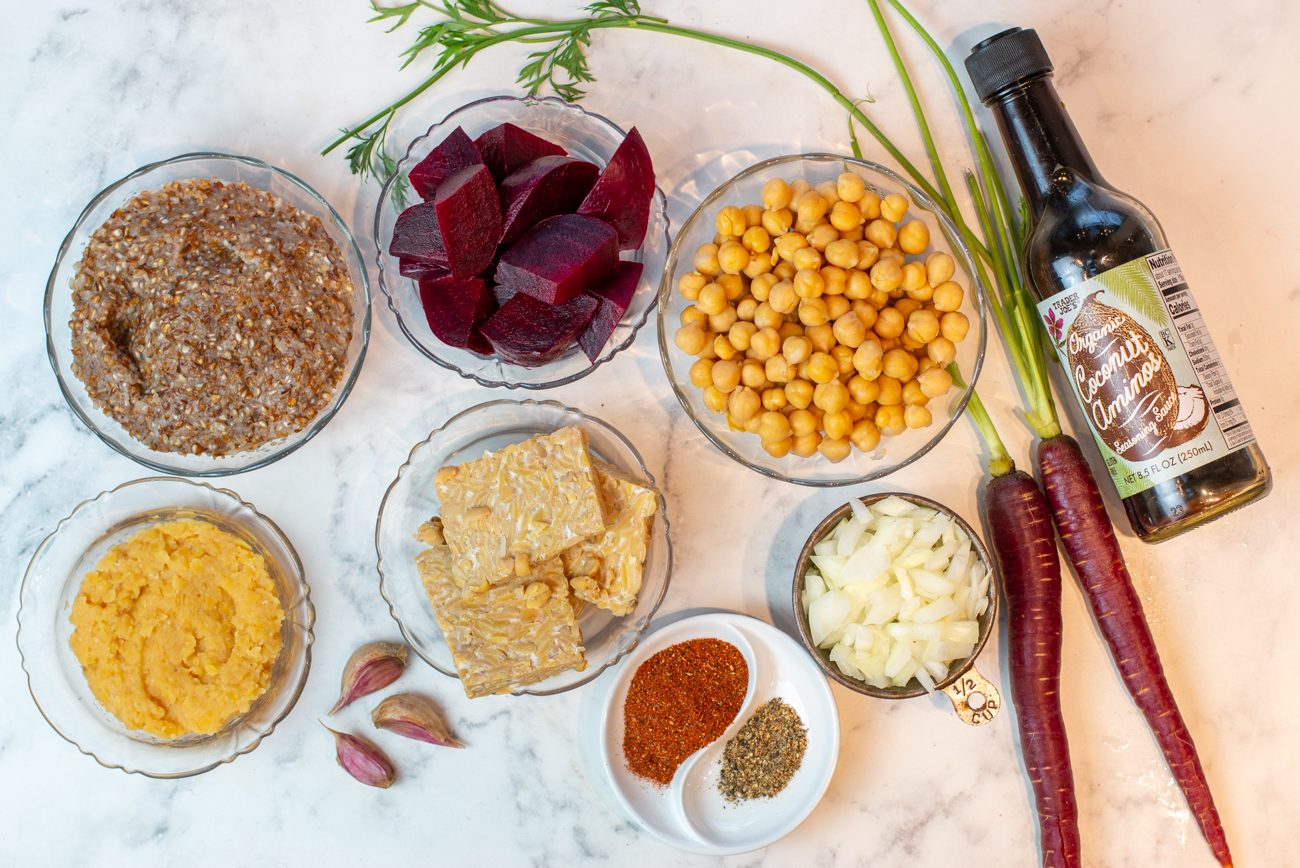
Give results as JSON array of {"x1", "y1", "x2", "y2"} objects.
[{"x1": 18, "y1": 477, "x2": 314, "y2": 777}]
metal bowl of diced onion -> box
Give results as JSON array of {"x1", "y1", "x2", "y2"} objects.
[{"x1": 792, "y1": 493, "x2": 999, "y2": 715}]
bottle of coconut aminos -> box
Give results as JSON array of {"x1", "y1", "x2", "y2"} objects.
[{"x1": 965, "y1": 28, "x2": 1271, "y2": 542}]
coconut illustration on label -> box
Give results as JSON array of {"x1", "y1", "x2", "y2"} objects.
[{"x1": 1065, "y1": 292, "x2": 1208, "y2": 460}]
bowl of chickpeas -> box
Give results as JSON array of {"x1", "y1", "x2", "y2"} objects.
[{"x1": 656, "y1": 154, "x2": 988, "y2": 485}]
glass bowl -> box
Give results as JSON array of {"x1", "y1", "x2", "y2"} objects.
[
  {"x1": 657, "y1": 154, "x2": 989, "y2": 486},
  {"x1": 45, "y1": 152, "x2": 372, "y2": 476},
  {"x1": 791, "y1": 492, "x2": 1001, "y2": 725},
  {"x1": 17, "y1": 477, "x2": 315, "y2": 777},
  {"x1": 375, "y1": 399, "x2": 672, "y2": 695},
  {"x1": 374, "y1": 95, "x2": 670, "y2": 389}
]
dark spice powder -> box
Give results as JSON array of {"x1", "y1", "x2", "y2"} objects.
[
  {"x1": 717, "y1": 697, "x2": 808, "y2": 802},
  {"x1": 622, "y1": 638, "x2": 748, "y2": 786}
]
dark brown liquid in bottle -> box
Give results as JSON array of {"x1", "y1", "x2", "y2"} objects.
[{"x1": 974, "y1": 38, "x2": 1270, "y2": 542}]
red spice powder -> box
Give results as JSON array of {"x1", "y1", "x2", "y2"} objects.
[{"x1": 622, "y1": 638, "x2": 748, "y2": 786}]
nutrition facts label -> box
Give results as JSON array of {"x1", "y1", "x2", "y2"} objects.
[{"x1": 1151, "y1": 252, "x2": 1256, "y2": 450}]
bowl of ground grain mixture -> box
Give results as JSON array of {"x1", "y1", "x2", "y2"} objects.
[{"x1": 45, "y1": 153, "x2": 371, "y2": 476}]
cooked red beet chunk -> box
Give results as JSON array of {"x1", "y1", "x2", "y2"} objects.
[
  {"x1": 474, "y1": 123, "x2": 567, "y2": 185},
  {"x1": 498, "y1": 156, "x2": 600, "y2": 244},
  {"x1": 408, "y1": 126, "x2": 483, "y2": 201},
  {"x1": 495, "y1": 214, "x2": 618, "y2": 305},
  {"x1": 578, "y1": 261, "x2": 643, "y2": 363},
  {"x1": 389, "y1": 200, "x2": 447, "y2": 265},
  {"x1": 399, "y1": 258, "x2": 450, "y2": 281},
  {"x1": 418, "y1": 275, "x2": 495, "y2": 355},
  {"x1": 479, "y1": 293, "x2": 598, "y2": 367},
  {"x1": 577, "y1": 127, "x2": 655, "y2": 251},
  {"x1": 433, "y1": 163, "x2": 502, "y2": 278}
]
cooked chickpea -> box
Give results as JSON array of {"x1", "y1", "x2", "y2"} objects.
[
  {"x1": 925, "y1": 251, "x2": 955, "y2": 286},
  {"x1": 764, "y1": 353, "x2": 792, "y2": 383},
  {"x1": 813, "y1": 380, "x2": 850, "y2": 415},
  {"x1": 807, "y1": 224, "x2": 838, "y2": 252},
  {"x1": 736, "y1": 297, "x2": 759, "y2": 322},
  {"x1": 692, "y1": 243, "x2": 721, "y2": 275},
  {"x1": 850, "y1": 418, "x2": 882, "y2": 452},
  {"x1": 933, "y1": 280, "x2": 964, "y2": 312},
  {"x1": 784, "y1": 378, "x2": 813, "y2": 409},
  {"x1": 762, "y1": 207, "x2": 794, "y2": 237},
  {"x1": 854, "y1": 241, "x2": 880, "y2": 271},
  {"x1": 761, "y1": 435, "x2": 794, "y2": 458},
  {"x1": 774, "y1": 232, "x2": 808, "y2": 262},
  {"x1": 800, "y1": 351, "x2": 834, "y2": 384},
  {"x1": 792, "y1": 245, "x2": 824, "y2": 272},
  {"x1": 768, "y1": 280, "x2": 798, "y2": 314},
  {"x1": 851, "y1": 299, "x2": 878, "y2": 329},
  {"x1": 762, "y1": 387, "x2": 788, "y2": 412},
  {"x1": 829, "y1": 200, "x2": 863, "y2": 233},
  {"x1": 847, "y1": 374, "x2": 880, "y2": 405},
  {"x1": 681, "y1": 305, "x2": 707, "y2": 328},
  {"x1": 778, "y1": 321, "x2": 805, "y2": 339},
  {"x1": 753, "y1": 302, "x2": 783, "y2": 331},
  {"x1": 864, "y1": 218, "x2": 897, "y2": 250},
  {"x1": 715, "y1": 233, "x2": 738, "y2": 247},
  {"x1": 758, "y1": 411, "x2": 792, "y2": 443},
  {"x1": 877, "y1": 247, "x2": 906, "y2": 269},
  {"x1": 749, "y1": 326, "x2": 782, "y2": 359},
  {"x1": 897, "y1": 220, "x2": 930, "y2": 255},
  {"x1": 717, "y1": 240, "x2": 751, "y2": 274},
  {"x1": 940, "y1": 310, "x2": 970, "y2": 342},
  {"x1": 839, "y1": 224, "x2": 865, "y2": 242},
  {"x1": 858, "y1": 190, "x2": 882, "y2": 220},
  {"x1": 716, "y1": 205, "x2": 747, "y2": 237},
  {"x1": 900, "y1": 330, "x2": 927, "y2": 352},
  {"x1": 789, "y1": 408, "x2": 818, "y2": 438},
  {"x1": 728, "y1": 320, "x2": 758, "y2": 351},
  {"x1": 814, "y1": 180, "x2": 840, "y2": 206},
  {"x1": 794, "y1": 269, "x2": 826, "y2": 301},
  {"x1": 712, "y1": 334, "x2": 737, "y2": 360},
  {"x1": 742, "y1": 253, "x2": 773, "y2": 280},
  {"x1": 917, "y1": 366, "x2": 952, "y2": 399},
  {"x1": 708, "y1": 304, "x2": 738, "y2": 334},
  {"x1": 901, "y1": 380, "x2": 928, "y2": 406},
  {"x1": 696, "y1": 283, "x2": 726, "y2": 317},
  {"x1": 819, "y1": 436, "x2": 851, "y2": 463},
  {"x1": 875, "y1": 404, "x2": 906, "y2": 436},
  {"x1": 830, "y1": 344, "x2": 854, "y2": 376},
  {"x1": 710, "y1": 359, "x2": 741, "y2": 394},
  {"x1": 798, "y1": 297, "x2": 830, "y2": 327},
  {"x1": 678, "y1": 271, "x2": 707, "y2": 301},
  {"x1": 675, "y1": 321, "x2": 708, "y2": 355},
  {"x1": 727, "y1": 386, "x2": 761, "y2": 424},
  {"x1": 792, "y1": 431, "x2": 823, "y2": 458},
  {"x1": 773, "y1": 260, "x2": 796, "y2": 281},
  {"x1": 821, "y1": 266, "x2": 848, "y2": 297},
  {"x1": 740, "y1": 225, "x2": 771, "y2": 254},
  {"x1": 904, "y1": 404, "x2": 933, "y2": 429},
  {"x1": 873, "y1": 306, "x2": 905, "y2": 339},
  {"x1": 782, "y1": 335, "x2": 812, "y2": 365},
  {"x1": 927, "y1": 336, "x2": 957, "y2": 367},
  {"x1": 844, "y1": 399, "x2": 868, "y2": 422},
  {"x1": 876, "y1": 375, "x2": 903, "y2": 406},
  {"x1": 805, "y1": 322, "x2": 836, "y2": 354},
  {"x1": 892, "y1": 298, "x2": 921, "y2": 320},
  {"x1": 828, "y1": 311, "x2": 866, "y2": 349},
  {"x1": 880, "y1": 193, "x2": 908, "y2": 223},
  {"x1": 699, "y1": 333, "x2": 720, "y2": 359},
  {"x1": 822, "y1": 239, "x2": 858, "y2": 270},
  {"x1": 825, "y1": 295, "x2": 851, "y2": 322},
  {"x1": 750, "y1": 273, "x2": 778, "y2": 302},
  {"x1": 741, "y1": 359, "x2": 768, "y2": 389},
  {"x1": 795, "y1": 192, "x2": 828, "y2": 224},
  {"x1": 742, "y1": 414, "x2": 764, "y2": 435},
  {"x1": 906, "y1": 309, "x2": 941, "y2": 344},
  {"x1": 688, "y1": 358, "x2": 715, "y2": 389},
  {"x1": 845, "y1": 270, "x2": 873, "y2": 300},
  {"x1": 703, "y1": 385, "x2": 728, "y2": 413},
  {"x1": 852, "y1": 339, "x2": 884, "y2": 379},
  {"x1": 876, "y1": 335, "x2": 896, "y2": 352},
  {"x1": 883, "y1": 347, "x2": 919, "y2": 381},
  {"x1": 868, "y1": 289, "x2": 890, "y2": 309},
  {"x1": 905, "y1": 282, "x2": 934, "y2": 303},
  {"x1": 717, "y1": 274, "x2": 744, "y2": 300},
  {"x1": 837, "y1": 172, "x2": 866, "y2": 203},
  {"x1": 762, "y1": 178, "x2": 794, "y2": 210},
  {"x1": 869, "y1": 259, "x2": 903, "y2": 293}
]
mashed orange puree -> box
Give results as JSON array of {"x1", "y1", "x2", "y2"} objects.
[{"x1": 69, "y1": 519, "x2": 284, "y2": 738}]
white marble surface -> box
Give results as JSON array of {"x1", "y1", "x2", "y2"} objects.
[{"x1": 3, "y1": 1, "x2": 1297, "y2": 865}]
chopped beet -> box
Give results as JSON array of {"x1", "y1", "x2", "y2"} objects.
[
  {"x1": 389, "y1": 200, "x2": 447, "y2": 265},
  {"x1": 408, "y1": 127, "x2": 483, "y2": 201},
  {"x1": 399, "y1": 258, "x2": 449, "y2": 282},
  {"x1": 578, "y1": 261, "x2": 643, "y2": 362},
  {"x1": 474, "y1": 123, "x2": 568, "y2": 185},
  {"x1": 432, "y1": 163, "x2": 502, "y2": 277},
  {"x1": 577, "y1": 127, "x2": 655, "y2": 251},
  {"x1": 498, "y1": 156, "x2": 600, "y2": 244},
  {"x1": 490, "y1": 283, "x2": 520, "y2": 307},
  {"x1": 495, "y1": 214, "x2": 618, "y2": 305},
  {"x1": 479, "y1": 293, "x2": 598, "y2": 367},
  {"x1": 419, "y1": 275, "x2": 496, "y2": 355}
]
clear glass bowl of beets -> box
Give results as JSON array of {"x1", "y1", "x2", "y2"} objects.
[{"x1": 375, "y1": 95, "x2": 671, "y2": 389}]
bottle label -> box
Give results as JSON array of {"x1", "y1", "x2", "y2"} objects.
[{"x1": 1036, "y1": 250, "x2": 1255, "y2": 498}]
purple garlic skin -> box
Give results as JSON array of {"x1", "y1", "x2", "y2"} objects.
[
  {"x1": 372, "y1": 694, "x2": 464, "y2": 748},
  {"x1": 330, "y1": 642, "x2": 408, "y2": 715},
  {"x1": 324, "y1": 724, "x2": 396, "y2": 789}
]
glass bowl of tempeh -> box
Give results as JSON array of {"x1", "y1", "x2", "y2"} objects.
[{"x1": 792, "y1": 492, "x2": 1001, "y2": 724}]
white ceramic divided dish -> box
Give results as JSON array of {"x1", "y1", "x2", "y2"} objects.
[{"x1": 600, "y1": 613, "x2": 839, "y2": 854}]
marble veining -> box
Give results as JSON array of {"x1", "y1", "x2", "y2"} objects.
[{"x1": 3, "y1": 1, "x2": 1298, "y2": 866}]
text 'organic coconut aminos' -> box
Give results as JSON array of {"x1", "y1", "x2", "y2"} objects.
[{"x1": 965, "y1": 28, "x2": 1271, "y2": 542}]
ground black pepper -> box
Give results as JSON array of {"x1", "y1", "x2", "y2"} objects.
[{"x1": 717, "y1": 697, "x2": 808, "y2": 802}]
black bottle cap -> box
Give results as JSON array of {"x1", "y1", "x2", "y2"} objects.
[{"x1": 964, "y1": 27, "x2": 1054, "y2": 104}]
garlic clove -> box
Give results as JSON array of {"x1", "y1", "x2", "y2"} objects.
[
  {"x1": 323, "y1": 724, "x2": 396, "y2": 788},
  {"x1": 371, "y1": 693, "x2": 464, "y2": 748},
  {"x1": 329, "y1": 641, "x2": 408, "y2": 715}
]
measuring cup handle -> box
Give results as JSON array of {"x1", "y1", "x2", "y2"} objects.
[{"x1": 940, "y1": 666, "x2": 1001, "y2": 726}]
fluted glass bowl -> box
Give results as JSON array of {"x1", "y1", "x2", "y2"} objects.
[
  {"x1": 376, "y1": 399, "x2": 672, "y2": 695},
  {"x1": 374, "y1": 95, "x2": 670, "y2": 389},
  {"x1": 45, "y1": 152, "x2": 372, "y2": 476},
  {"x1": 18, "y1": 477, "x2": 315, "y2": 777},
  {"x1": 658, "y1": 154, "x2": 988, "y2": 486}
]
